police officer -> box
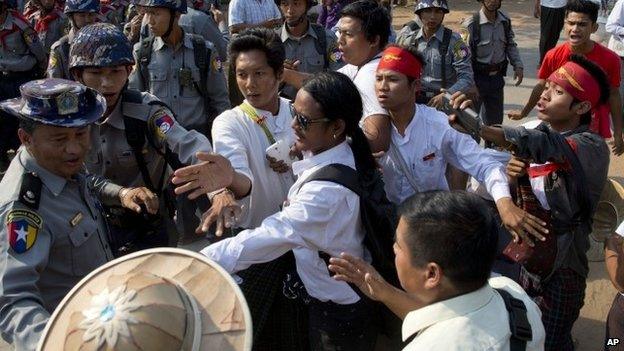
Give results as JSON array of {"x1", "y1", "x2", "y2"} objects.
[
  {"x1": 47, "y1": 0, "x2": 99, "y2": 79},
  {"x1": 277, "y1": 0, "x2": 344, "y2": 100},
  {"x1": 0, "y1": 0, "x2": 47, "y2": 174},
  {"x1": 0, "y1": 78, "x2": 158, "y2": 350},
  {"x1": 26, "y1": 0, "x2": 68, "y2": 52},
  {"x1": 396, "y1": 0, "x2": 474, "y2": 109},
  {"x1": 461, "y1": 0, "x2": 523, "y2": 127},
  {"x1": 70, "y1": 23, "x2": 214, "y2": 252},
  {"x1": 128, "y1": 0, "x2": 230, "y2": 138}
]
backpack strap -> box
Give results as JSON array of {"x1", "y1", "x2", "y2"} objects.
[
  {"x1": 305, "y1": 163, "x2": 361, "y2": 196},
  {"x1": 190, "y1": 34, "x2": 213, "y2": 133},
  {"x1": 440, "y1": 27, "x2": 452, "y2": 89},
  {"x1": 310, "y1": 23, "x2": 328, "y2": 69},
  {"x1": 495, "y1": 288, "x2": 532, "y2": 351},
  {"x1": 469, "y1": 13, "x2": 480, "y2": 65},
  {"x1": 406, "y1": 20, "x2": 420, "y2": 48},
  {"x1": 137, "y1": 35, "x2": 155, "y2": 91}
]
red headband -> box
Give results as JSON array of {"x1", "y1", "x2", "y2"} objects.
[
  {"x1": 547, "y1": 61, "x2": 600, "y2": 107},
  {"x1": 377, "y1": 46, "x2": 423, "y2": 80}
]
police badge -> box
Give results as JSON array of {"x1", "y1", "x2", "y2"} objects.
[{"x1": 56, "y1": 91, "x2": 79, "y2": 115}]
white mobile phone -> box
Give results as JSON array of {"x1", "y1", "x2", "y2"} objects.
[{"x1": 265, "y1": 139, "x2": 296, "y2": 166}]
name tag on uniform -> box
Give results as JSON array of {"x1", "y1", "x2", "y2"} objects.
[
  {"x1": 422, "y1": 152, "x2": 436, "y2": 161},
  {"x1": 70, "y1": 212, "x2": 84, "y2": 227}
]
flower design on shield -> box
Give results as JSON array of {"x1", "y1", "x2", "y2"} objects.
[{"x1": 79, "y1": 285, "x2": 140, "y2": 348}]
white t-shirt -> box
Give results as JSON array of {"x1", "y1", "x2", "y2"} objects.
[
  {"x1": 541, "y1": 0, "x2": 567, "y2": 8},
  {"x1": 338, "y1": 56, "x2": 388, "y2": 121}
]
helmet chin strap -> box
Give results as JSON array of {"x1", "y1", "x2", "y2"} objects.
[
  {"x1": 286, "y1": 14, "x2": 306, "y2": 28},
  {"x1": 484, "y1": 2, "x2": 501, "y2": 12},
  {"x1": 161, "y1": 8, "x2": 176, "y2": 40}
]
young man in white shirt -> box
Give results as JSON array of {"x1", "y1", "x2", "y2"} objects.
[
  {"x1": 327, "y1": 191, "x2": 546, "y2": 350},
  {"x1": 336, "y1": 0, "x2": 392, "y2": 153},
  {"x1": 374, "y1": 44, "x2": 548, "y2": 238}
]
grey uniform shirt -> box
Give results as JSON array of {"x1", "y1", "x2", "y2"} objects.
[
  {"x1": 138, "y1": 7, "x2": 229, "y2": 60},
  {"x1": 0, "y1": 148, "x2": 118, "y2": 351},
  {"x1": 86, "y1": 91, "x2": 212, "y2": 188},
  {"x1": 278, "y1": 23, "x2": 344, "y2": 100},
  {"x1": 46, "y1": 28, "x2": 75, "y2": 79},
  {"x1": 461, "y1": 9, "x2": 523, "y2": 70},
  {"x1": 396, "y1": 25, "x2": 474, "y2": 94},
  {"x1": 128, "y1": 33, "x2": 230, "y2": 136},
  {"x1": 0, "y1": 10, "x2": 46, "y2": 73}
]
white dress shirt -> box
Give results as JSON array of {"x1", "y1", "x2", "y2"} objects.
[
  {"x1": 379, "y1": 104, "x2": 511, "y2": 205},
  {"x1": 211, "y1": 97, "x2": 296, "y2": 228},
  {"x1": 402, "y1": 276, "x2": 545, "y2": 351},
  {"x1": 338, "y1": 55, "x2": 388, "y2": 121},
  {"x1": 607, "y1": 0, "x2": 624, "y2": 56},
  {"x1": 202, "y1": 141, "x2": 366, "y2": 304}
]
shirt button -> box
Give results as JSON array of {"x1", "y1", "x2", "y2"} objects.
[
  {"x1": 102, "y1": 139, "x2": 106, "y2": 143},
  {"x1": 106, "y1": 161, "x2": 111, "y2": 165},
  {"x1": 83, "y1": 232, "x2": 88, "y2": 237}
]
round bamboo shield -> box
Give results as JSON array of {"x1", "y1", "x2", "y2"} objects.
[
  {"x1": 37, "y1": 248, "x2": 252, "y2": 351},
  {"x1": 588, "y1": 178, "x2": 624, "y2": 261}
]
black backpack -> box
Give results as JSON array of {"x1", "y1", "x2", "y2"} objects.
[{"x1": 305, "y1": 164, "x2": 398, "y2": 283}]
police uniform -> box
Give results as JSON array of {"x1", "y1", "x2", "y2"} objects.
[
  {"x1": 70, "y1": 23, "x2": 213, "y2": 249},
  {"x1": 278, "y1": 22, "x2": 344, "y2": 100},
  {"x1": 27, "y1": 6, "x2": 68, "y2": 52},
  {"x1": 462, "y1": 8, "x2": 523, "y2": 126},
  {"x1": 47, "y1": 0, "x2": 101, "y2": 79},
  {"x1": 128, "y1": 32, "x2": 230, "y2": 137},
  {"x1": 0, "y1": 79, "x2": 118, "y2": 351},
  {"x1": 396, "y1": 24, "x2": 474, "y2": 102},
  {"x1": 0, "y1": 5, "x2": 46, "y2": 171}
]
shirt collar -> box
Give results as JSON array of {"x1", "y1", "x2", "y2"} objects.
[
  {"x1": 292, "y1": 141, "x2": 352, "y2": 177},
  {"x1": 416, "y1": 25, "x2": 445, "y2": 42},
  {"x1": 153, "y1": 32, "x2": 193, "y2": 51},
  {"x1": 18, "y1": 147, "x2": 69, "y2": 197},
  {"x1": 98, "y1": 99, "x2": 124, "y2": 130},
  {"x1": 479, "y1": 8, "x2": 502, "y2": 25},
  {"x1": 280, "y1": 22, "x2": 318, "y2": 41},
  {"x1": 391, "y1": 104, "x2": 419, "y2": 145},
  {"x1": 402, "y1": 283, "x2": 494, "y2": 342}
]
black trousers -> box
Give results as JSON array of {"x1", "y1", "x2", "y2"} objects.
[
  {"x1": 539, "y1": 5, "x2": 566, "y2": 65},
  {"x1": 308, "y1": 297, "x2": 377, "y2": 351}
]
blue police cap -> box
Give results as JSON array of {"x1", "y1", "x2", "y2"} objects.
[
  {"x1": 415, "y1": 0, "x2": 449, "y2": 14},
  {"x1": 64, "y1": 0, "x2": 100, "y2": 14},
  {"x1": 69, "y1": 23, "x2": 135, "y2": 71},
  {"x1": 135, "y1": 0, "x2": 187, "y2": 13},
  {"x1": 0, "y1": 79, "x2": 106, "y2": 128}
]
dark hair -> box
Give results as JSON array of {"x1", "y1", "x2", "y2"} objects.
[
  {"x1": 398, "y1": 191, "x2": 498, "y2": 292},
  {"x1": 565, "y1": 0, "x2": 599, "y2": 23},
  {"x1": 340, "y1": 0, "x2": 391, "y2": 50},
  {"x1": 228, "y1": 28, "x2": 285, "y2": 75},
  {"x1": 382, "y1": 43, "x2": 426, "y2": 84},
  {"x1": 301, "y1": 71, "x2": 377, "y2": 174},
  {"x1": 568, "y1": 54, "x2": 610, "y2": 125},
  {"x1": 18, "y1": 119, "x2": 38, "y2": 134}
]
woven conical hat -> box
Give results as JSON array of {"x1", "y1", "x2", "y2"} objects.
[
  {"x1": 37, "y1": 248, "x2": 252, "y2": 351},
  {"x1": 592, "y1": 178, "x2": 624, "y2": 243}
]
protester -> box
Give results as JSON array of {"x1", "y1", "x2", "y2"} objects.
[
  {"x1": 536, "y1": 0, "x2": 567, "y2": 64},
  {"x1": 0, "y1": 79, "x2": 157, "y2": 350},
  {"x1": 46, "y1": 0, "x2": 99, "y2": 79},
  {"x1": 26, "y1": 0, "x2": 68, "y2": 52},
  {"x1": 228, "y1": 0, "x2": 282, "y2": 34},
  {"x1": 336, "y1": 0, "x2": 392, "y2": 153},
  {"x1": 317, "y1": 0, "x2": 350, "y2": 29},
  {"x1": 277, "y1": 0, "x2": 344, "y2": 100},
  {"x1": 452, "y1": 54, "x2": 611, "y2": 350},
  {"x1": 327, "y1": 190, "x2": 546, "y2": 350},
  {"x1": 510, "y1": 0, "x2": 624, "y2": 156},
  {"x1": 462, "y1": 0, "x2": 524, "y2": 129}
]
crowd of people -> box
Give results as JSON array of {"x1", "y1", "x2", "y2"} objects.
[{"x1": 1, "y1": 0, "x2": 624, "y2": 349}]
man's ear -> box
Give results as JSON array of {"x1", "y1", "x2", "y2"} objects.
[
  {"x1": 574, "y1": 100, "x2": 592, "y2": 115},
  {"x1": 591, "y1": 22, "x2": 599, "y2": 33},
  {"x1": 423, "y1": 262, "x2": 443, "y2": 290},
  {"x1": 18, "y1": 128, "x2": 33, "y2": 148}
]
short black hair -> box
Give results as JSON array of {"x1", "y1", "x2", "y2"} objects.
[
  {"x1": 382, "y1": 43, "x2": 426, "y2": 83},
  {"x1": 301, "y1": 72, "x2": 377, "y2": 174},
  {"x1": 398, "y1": 191, "x2": 498, "y2": 292},
  {"x1": 18, "y1": 118, "x2": 38, "y2": 134},
  {"x1": 340, "y1": 0, "x2": 391, "y2": 50},
  {"x1": 565, "y1": 0, "x2": 599, "y2": 23},
  {"x1": 568, "y1": 54, "x2": 611, "y2": 124},
  {"x1": 228, "y1": 27, "x2": 285, "y2": 75}
]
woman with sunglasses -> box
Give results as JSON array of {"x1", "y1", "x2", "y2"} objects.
[{"x1": 176, "y1": 71, "x2": 379, "y2": 350}]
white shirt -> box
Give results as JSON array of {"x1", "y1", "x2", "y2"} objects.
[
  {"x1": 211, "y1": 98, "x2": 295, "y2": 228},
  {"x1": 228, "y1": 0, "x2": 281, "y2": 26},
  {"x1": 540, "y1": 0, "x2": 567, "y2": 8},
  {"x1": 607, "y1": 0, "x2": 624, "y2": 56},
  {"x1": 338, "y1": 56, "x2": 388, "y2": 121},
  {"x1": 402, "y1": 276, "x2": 545, "y2": 351},
  {"x1": 379, "y1": 104, "x2": 511, "y2": 205},
  {"x1": 202, "y1": 141, "x2": 366, "y2": 304}
]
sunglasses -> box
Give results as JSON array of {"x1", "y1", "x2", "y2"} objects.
[{"x1": 290, "y1": 104, "x2": 331, "y2": 131}]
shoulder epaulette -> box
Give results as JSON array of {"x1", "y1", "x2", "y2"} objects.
[{"x1": 18, "y1": 172, "x2": 42, "y2": 210}]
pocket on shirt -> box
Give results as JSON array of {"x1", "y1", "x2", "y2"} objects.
[
  {"x1": 148, "y1": 70, "x2": 168, "y2": 98},
  {"x1": 68, "y1": 218, "x2": 104, "y2": 276},
  {"x1": 416, "y1": 155, "x2": 445, "y2": 187},
  {"x1": 305, "y1": 55, "x2": 324, "y2": 74}
]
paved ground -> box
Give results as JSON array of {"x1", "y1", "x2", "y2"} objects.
[{"x1": 0, "y1": 1, "x2": 618, "y2": 349}]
